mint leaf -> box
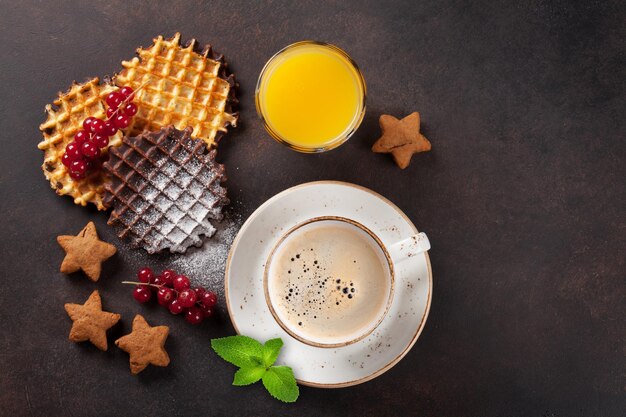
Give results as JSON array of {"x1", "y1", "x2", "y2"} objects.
[
  {"x1": 262, "y1": 338, "x2": 283, "y2": 367},
  {"x1": 211, "y1": 336, "x2": 263, "y2": 368},
  {"x1": 210, "y1": 336, "x2": 299, "y2": 403},
  {"x1": 233, "y1": 366, "x2": 266, "y2": 386},
  {"x1": 262, "y1": 366, "x2": 299, "y2": 403}
]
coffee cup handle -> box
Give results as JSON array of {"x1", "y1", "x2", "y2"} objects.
[{"x1": 388, "y1": 232, "x2": 430, "y2": 263}]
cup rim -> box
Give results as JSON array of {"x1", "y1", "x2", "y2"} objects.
[
  {"x1": 263, "y1": 216, "x2": 395, "y2": 348},
  {"x1": 255, "y1": 40, "x2": 367, "y2": 153}
]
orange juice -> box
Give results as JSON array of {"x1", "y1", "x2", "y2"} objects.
[{"x1": 256, "y1": 41, "x2": 366, "y2": 152}]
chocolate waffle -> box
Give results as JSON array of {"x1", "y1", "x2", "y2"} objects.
[
  {"x1": 114, "y1": 33, "x2": 238, "y2": 149},
  {"x1": 38, "y1": 78, "x2": 123, "y2": 210},
  {"x1": 103, "y1": 126, "x2": 228, "y2": 254}
]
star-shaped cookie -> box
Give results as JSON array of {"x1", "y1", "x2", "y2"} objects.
[
  {"x1": 372, "y1": 112, "x2": 432, "y2": 169},
  {"x1": 64, "y1": 290, "x2": 121, "y2": 351},
  {"x1": 115, "y1": 315, "x2": 170, "y2": 375},
  {"x1": 57, "y1": 222, "x2": 117, "y2": 281}
]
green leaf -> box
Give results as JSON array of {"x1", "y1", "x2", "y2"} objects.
[
  {"x1": 233, "y1": 366, "x2": 266, "y2": 386},
  {"x1": 211, "y1": 336, "x2": 299, "y2": 403},
  {"x1": 262, "y1": 338, "x2": 283, "y2": 367},
  {"x1": 211, "y1": 336, "x2": 263, "y2": 368},
  {"x1": 262, "y1": 366, "x2": 299, "y2": 403}
]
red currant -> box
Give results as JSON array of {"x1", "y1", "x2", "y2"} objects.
[
  {"x1": 83, "y1": 116, "x2": 97, "y2": 132},
  {"x1": 120, "y1": 86, "x2": 134, "y2": 99},
  {"x1": 137, "y1": 267, "x2": 154, "y2": 283},
  {"x1": 69, "y1": 159, "x2": 87, "y2": 179},
  {"x1": 70, "y1": 159, "x2": 87, "y2": 173},
  {"x1": 106, "y1": 107, "x2": 116, "y2": 119},
  {"x1": 133, "y1": 285, "x2": 152, "y2": 303},
  {"x1": 123, "y1": 103, "x2": 138, "y2": 116},
  {"x1": 173, "y1": 275, "x2": 191, "y2": 292},
  {"x1": 185, "y1": 306, "x2": 204, "y2": 325},
  {"x1": 61, "y1": 153, "x2": 73, "y2": 167},
  {"x1": 168, "y1": 299, "x2": 185, "y2": 315},
  {"x1": 114, "y1": 113, "x2": 130, "y2": 129},
  {"x1": 152, "y1": 275, "x2": 166, "y2": 287},
  {"x1": 102, "y1": 120, "x2": 118, "y2": 136},
  {"x1": 193, "y1": 287, "x2": 206, "y2": 299},
  {"x1": 199, "y1": 304, "x2": 214, "y2": 318},
  {"x1": 74, "y1": 130, "x2": 89, "y2": 144},
  {"x1": 161, "y1": 269, "x2": 177, "y2": 286},
  {"x1": 92, "y1": 133, "x2": 109, "y2": 149},
  {"x1": 91, "y1": 118, "x2": 105, "y2": 134},
  {"x1": 178, "y1": 289, "x2": 197, "y2": 308},
  {"x1": 69, "y1": 170, "x2": 85, "y2": 180},
  {"x1": 65, "y1": 142, "x2": 82, "y2": 159},
  {"x1": 200, "y1": 291, "x2": 218, "y2": 308},
  {"x1": 106, "y1": 91, "x2": 124, "y2": 109},
  {"x1": 81, "y1": 141, "x2": 99, "y2": 159},
  {"x1": 157, "y1": 287, "x2": 175, "y2": 306}
]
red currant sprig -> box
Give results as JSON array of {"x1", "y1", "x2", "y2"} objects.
[
  {"x1": 62, "y1": 86, "x2": 137, "y2": 180},
  {"x1": 123, "y1": 267, "x2": 218, "y2": 325}
]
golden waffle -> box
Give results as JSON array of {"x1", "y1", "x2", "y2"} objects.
[
  {"x1": 114, "y1": 33, "x2": 238, "y2": 149},
  {"x1": 38, "y1": 78, "x2": 123, "y2": 210}
]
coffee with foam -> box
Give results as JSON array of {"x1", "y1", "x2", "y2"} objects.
[{"x1": 266, "y1": 218, "x2": 393, "y2": 346}]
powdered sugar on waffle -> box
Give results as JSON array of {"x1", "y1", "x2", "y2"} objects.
[{"x1": 103, "y1": 126, "x2": 229, "y2": 254}]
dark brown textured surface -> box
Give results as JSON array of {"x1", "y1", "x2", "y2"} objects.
[{"x1": 0, "y1": 1, "x2": 624, "y2": 416}]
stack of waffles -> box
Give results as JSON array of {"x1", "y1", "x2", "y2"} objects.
[{"x1": 37, "y1": 34, "x2": 238, "y2": 253}]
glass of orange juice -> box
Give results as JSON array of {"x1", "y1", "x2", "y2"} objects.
[{"x1": 255, "y1": 41, "x2": 367, "y2": 153}]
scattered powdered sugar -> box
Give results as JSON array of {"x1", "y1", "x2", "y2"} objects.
[{"x1": 168, "y1": 210, "x2": 243, "y2": 300}]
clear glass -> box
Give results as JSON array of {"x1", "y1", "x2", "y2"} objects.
[{"x1": 255, "y1": 41, "x2": 367, "y2": 153}]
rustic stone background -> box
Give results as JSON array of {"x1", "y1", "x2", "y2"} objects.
[{"x1": 0, "y1": 1, "x2": 624, "y2": 416}]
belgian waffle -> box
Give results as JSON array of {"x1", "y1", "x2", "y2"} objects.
[
  {"x1": 103, "y1": 126, "x2": 228, "y2": 254},
  {"x1": 114, "y1": 33, "x2": 238, "y2": 149},
  {"x1": 38, "y1": 78, "x2": 123, "y2": 210}
]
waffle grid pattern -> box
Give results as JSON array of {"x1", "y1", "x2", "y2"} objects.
[
  {"x1": 38, "y1": 78, "x2": 123, "y2": 210},
  {"x1": 115, "y1": 33, "x2": 238, "y2": 149},
  {"x1": 103, "y1": 126, "x2": 228, "y2": 254}
]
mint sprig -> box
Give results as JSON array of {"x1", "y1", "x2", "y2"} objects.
[{"x1": 211, "y1": 336, "x2": 299, "y2": 403}]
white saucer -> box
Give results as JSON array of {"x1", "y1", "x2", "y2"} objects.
[{"x1": 225, "y1": 181, "x2": 432, "y2": 388}]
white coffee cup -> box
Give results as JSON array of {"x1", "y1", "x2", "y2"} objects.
[{"x1": 264, "y1": 216, "x2": 430, "y2": 348}]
